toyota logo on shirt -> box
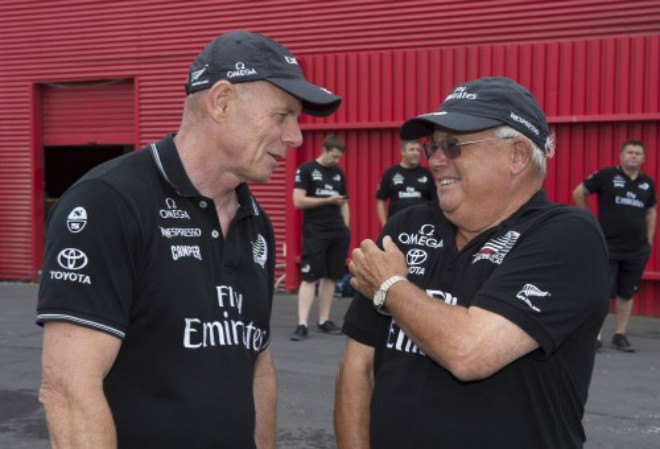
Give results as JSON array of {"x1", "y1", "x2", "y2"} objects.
[
  {"x1": 57, "y1": 248, "x2": 89, "y2": 270},
  {"x1": 406, "y1": 249, "x2": 428, "y2": 266}
]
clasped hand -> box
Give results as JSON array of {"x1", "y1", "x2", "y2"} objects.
[{"x1": 348, "y1": 236, "x2": 408, "y2": 300}]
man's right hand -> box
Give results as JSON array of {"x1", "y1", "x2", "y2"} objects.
[{"x1": 327, "y1": 195, "x2": 348, "y2": 206}]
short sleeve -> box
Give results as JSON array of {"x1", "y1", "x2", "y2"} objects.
[
  {"x1": 647, "y1": 178, "x2": 657, "y2": 208},
  {"x1": 582, "y1": 169, "x2": 604, "y2": 194},
  {"x1": 37, "y1": 180, "x2": 140, "y2": 339},
  {"x1": 342, "y1": 220, "x2": 397, "y2": 346},
  {"x1": 375, "y1": 169, "x2": 390, "y2": 200},
  {"x1": 423, "y1": 168, "x2": 438, "y2": 201},
  {"x1": 339, "y1": 169, "x2": 348, "y2": 196},
  {"x1": 293, "y1": 164, "x2": 308, "y2": 190},
  {"x1": 471, "y1": 212, "x2": 609, "y2": 356}
]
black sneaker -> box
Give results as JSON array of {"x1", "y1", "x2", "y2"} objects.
[
  {"x1": 317, "y1": 320, "x2": 342, "y2": 335},
  {"x1": 612, "y1": 333, "x2": 635, "y2": 353},
  {"x1": 290, "y1": 325, "x2": 308, "y2": 341}
]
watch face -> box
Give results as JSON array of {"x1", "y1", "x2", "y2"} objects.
[{"x1": 372, "y1": 289, "x2": 391, "y2": 316}]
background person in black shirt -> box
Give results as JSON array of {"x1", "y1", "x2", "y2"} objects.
[
  {"x1": 290, "y1": 135, "x2": 351, "y2": 341},
  {"x1": 37, "y1": 31, "x2": 341, "y2": 449},
  {"x1": 573, "y1": 140, "x2": 657, "y2": 352},
  {"x1": 376, "y1": 139, "x2": 436, "y2": 227},
  {"x1": 335, "y1": 77, "x2": 608, "y2": 449}
]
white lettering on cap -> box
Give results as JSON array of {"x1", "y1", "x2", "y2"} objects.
[
  {"x1": 445, "y1": 86, "x2": 478, "y2": 101},
  {"x1": 227, "y1": 62, "x2": 258, "y2": 78},
  {"x1": 510, "y1": 112, "x2": 540, "y2": 136}
]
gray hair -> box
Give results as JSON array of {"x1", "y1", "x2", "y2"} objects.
[{"x1": 494, "y1": 125, "x2": 554, "y2": 179}]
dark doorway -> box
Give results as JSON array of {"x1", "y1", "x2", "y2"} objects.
[{"x1": 43, "y1": 144, "x2": 133, "y2": 216}]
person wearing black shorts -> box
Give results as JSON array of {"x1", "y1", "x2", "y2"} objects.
[
  {"x1": 36, "y1": 31, "x2": 341, "y2": 449},
  {"x1": 376, "y1": 139, "x2": 437, "y2": 227},
  {"x1": 290, "y1": 135, "x2": 351, "y2": 341},
  {"x1": 335, "y1": 77, "x2": 609, "y2": 449},
  {"x1": 573, "y1": 140, "x2": 656, "y2": 352}
]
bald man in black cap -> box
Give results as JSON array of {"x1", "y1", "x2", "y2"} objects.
[
  {"x1": 335, "y1": 77, "x2": 608, "y2": 449},
  {"x1": 37, "y1": 31, "x2": 340, "y2": 449}
]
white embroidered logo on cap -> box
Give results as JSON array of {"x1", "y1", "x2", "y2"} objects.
[
  {"x1": 284, "y1": 56, "x2": 298, "y2": 65},
  {"x1": 191, "y1": 66, "x2": 207, "y2": 82},
  {"x1": 191, "y1": 65, "x2": 210, "y2": 87},
  {"x1": 445, "y1": 86, "x2": 477, "y2": 101},
  {"x1": 227, "y1": 62, "x2": 257, "y2": 78},
  {"x1": 510, "y1": 112, "x2": 540, "y2": 136}
]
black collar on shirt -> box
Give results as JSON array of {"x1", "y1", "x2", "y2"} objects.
[{"x1": 149, "y1": 133, "x2": 260, "y2": 217}]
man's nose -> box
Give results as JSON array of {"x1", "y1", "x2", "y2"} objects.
[{"x1": 284, "y1": 122, "x2": 303, "y2": 148}]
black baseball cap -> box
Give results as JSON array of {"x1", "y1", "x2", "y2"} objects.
[
  {"x1": 400, "y1": 76, "x2": 549, "y2": 151},
  {"x1": 186, "y1": 31, "x2": 341, "y2": 117}
]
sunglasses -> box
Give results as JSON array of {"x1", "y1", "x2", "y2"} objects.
[{"x1": 422, "y1": 136, "x2": 514, "y2": 159}]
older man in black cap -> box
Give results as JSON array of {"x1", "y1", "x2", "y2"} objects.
[
  {"x1": 37, "y1": 31, "x2": 340, "y2": 449},
  {"x1": 335, "y1": 76, "x2": 608, "y2": 449}
]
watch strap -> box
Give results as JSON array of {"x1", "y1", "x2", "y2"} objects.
[{"x1": 379, "y1": 275, "x2": 408, "y2": 292}]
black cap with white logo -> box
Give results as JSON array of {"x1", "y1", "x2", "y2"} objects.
[
  {"x1": 186, "y1": 30, "x2": 341, "y2": 117},
  {"x1": 400, "y1": 76, "x2": 549, "y2": 151}
]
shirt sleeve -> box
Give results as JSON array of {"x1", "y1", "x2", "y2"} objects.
[
  {"x1": 423, "y1": 167, "x2": 438, "y2": 201},
  {"x1": 647, "y1": 178, "x2": 657, "y2": 208},
  {"x1": 471, "y1": 211, "x2": 609, "y2": 357},
  {"x1": 37, "y1": 180, "x2": 140, "y2": 339},
  {"x1": 582, "y1": 169, "x2": 604, "y2": 194},
  {"x1": 293, "y1": 164, "x2": 308, "y2": 190},
  {"x1": 342, "y1": 220, "x2": 397, "y2": 346},
  {"x1": 259, "y1": 211, "x2": 276, "y2": 352},
  {"x1": 375, "y1": 169, "x2": 390, "y2": 200},
  {"x1": 339, "y1": 169, "x2": 348, "y2": 196}
]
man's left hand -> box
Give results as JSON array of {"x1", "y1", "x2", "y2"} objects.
[{"x1": 349, "y1": 236, "x2": 408, "y2": 300}]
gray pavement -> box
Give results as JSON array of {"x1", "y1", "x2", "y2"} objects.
[{"x1": 1, "y1": 282, "x2": 659, "y2": 448}]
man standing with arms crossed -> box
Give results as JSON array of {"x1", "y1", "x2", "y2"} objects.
[
  {"x1": 290, "y1": 135, "x2": 351, "y2": 341},
  {"x1": 573, "y1": 140, "x2": 656, "y2": 352},
  {"x1": 376, "y1": 139, "x2": 436, "y2": 227}
]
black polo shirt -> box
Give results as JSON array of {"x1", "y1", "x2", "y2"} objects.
[
  {"x1": 583, "y1": 166, "x2": 656, "y2": 255},
  {"x1": 376, "y1": 164, "x2": 437, "y2": 218},
  {"x1": 343, "y1": 191, "x2": 609, "y2": 449},
  {"x1": 37, "y1": 133, "x2": 275, "y2": 449},
  {"x1": 294, "y1": 160, "x2": 346, "y2": 232}
]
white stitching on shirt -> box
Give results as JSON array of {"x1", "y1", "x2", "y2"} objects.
[{"x1": 37, "y1": 313, "x2": 125, "y2": 339}]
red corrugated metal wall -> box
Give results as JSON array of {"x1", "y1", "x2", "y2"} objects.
[
  {"x1": 0, "y1": 0, "x2": 659, "y2": 313},
  {"x1": 42, "y1": 80, "x2": 136, "y2": 146}
]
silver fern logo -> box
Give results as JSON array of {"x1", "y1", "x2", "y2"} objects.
[
  {"x1": 515, "y1": 283, "x2": 550, "y2": 312},
  {"x1": 252, "y1": 234, "x2": 268, "y2": 268}
]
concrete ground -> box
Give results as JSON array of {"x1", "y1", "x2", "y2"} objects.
[{"x1": 1, "y1": 282, "x2": 659, "y2": 448}]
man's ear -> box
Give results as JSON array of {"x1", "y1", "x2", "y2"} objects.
[
  {"x1": 511, "y1": 138, "x2": 532, "y2": 175},
  {"x1": 205, "y1": 80, "x2": 236, "y2": 123}
]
